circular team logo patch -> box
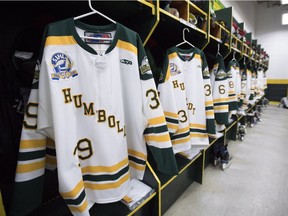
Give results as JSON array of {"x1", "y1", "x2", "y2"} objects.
[
  {"x1": 51, "y1": 53, "x2": 78, "y2": 80},
  {"x1": 169, "y1": 63, "x2": 181, "y2": 76}
]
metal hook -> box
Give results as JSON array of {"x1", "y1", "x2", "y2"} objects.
[
  {"x1": 88, "y1": 0, "x2": 94, "y2": 11},
  {"x1": 183, "y1": 28, "x2": 190, "y2": 42},
  {"x1": 176, "y1": 28, "x2": 194, "y2": 48},
  {"x1": 83, "y1": 0, "x2": 116, "y2": 24}
]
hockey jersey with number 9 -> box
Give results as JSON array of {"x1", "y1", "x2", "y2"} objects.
[{"x1": 11, "y1": 18, "x2": 178, "y2": 216}]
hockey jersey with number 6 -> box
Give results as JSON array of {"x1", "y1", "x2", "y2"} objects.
[
  {"x1": 11, "y1": 18, "x2": 178, "y2": 216},
  {"x1": 210, "y1": 55, "x2": 229, "y2": 125}
]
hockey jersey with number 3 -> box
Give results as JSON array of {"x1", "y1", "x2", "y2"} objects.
[
  {"x1": 11, "y1": 18, "x2": 178, "y2": 216},
  {"x1": 158, "y1": 46, "x2": 216, "y2": 150}
]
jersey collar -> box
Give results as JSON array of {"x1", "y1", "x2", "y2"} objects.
[
  {"x1": 68, "y1": 18, "x2": 119, "y2": 55},
  {"x1": 175, "y1": 46, "x2": 197, "y2": 62}
]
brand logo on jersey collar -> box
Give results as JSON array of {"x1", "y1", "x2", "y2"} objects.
[
  {"x1": 120, "y1": 59, "x2": 132, "y2": 65},
  {"x1": 169, "y1": 63, "x2": 181, "y2": 76},
  {"x1": 50, "y1": 53, "x2": 78, "y2": 81}
]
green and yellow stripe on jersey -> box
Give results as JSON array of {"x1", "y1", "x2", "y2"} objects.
[
  {"x1": 189, "y1": 123, "x2": 209, "y2": 139},
  {"x1": 171, "y1": 126, "x2": 191, "y2": 150},
  {"x1": 128, "y1": 149, "x2": 147, "y2": 171},
  {"x1": 81, "y1": 158, "x2": 130, "y2": 190},
  {"x1": 144, "y1": 116, "x2": 171, "y2": 144},
  {"x1": 164, "y1": 111, "x2": 179, "y2": 131},
  {"x1": 61, "y1": 181, "x2": 88, "y2": 214},
  {"x1": 15, "y1": 138, "x2": 47, "y2": 182}
]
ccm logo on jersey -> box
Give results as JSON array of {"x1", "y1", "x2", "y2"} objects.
[
  {"x1": 50, "y1": 53, "x2": 78, "y2": 81},
  {"x1": 120, "y1": 59, "x2": 132, "y2": 65}
]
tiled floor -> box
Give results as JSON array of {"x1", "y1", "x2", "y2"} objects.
[{"x1": 164, "y1": 105, "x2": 288, "y2": 216}]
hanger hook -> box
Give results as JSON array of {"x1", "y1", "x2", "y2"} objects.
[
  {"x1": 176, "y1": 28, "x2": 194, "y2": 48},
  {"x1": 183, "y1": 28, "x2": 190, "y2": 42},
  {"x1": 233, "y1": 50, "x2": 236, "y2": 59},
  {"x1": 217, "y1": 43, "x2": 220, "y2": 55},
  {"x1": 88, "y1": 0, "x2": 95, "y2": 11},
  {"x1": 77, "y1": 0, "x2": 116, "y2": 24}
]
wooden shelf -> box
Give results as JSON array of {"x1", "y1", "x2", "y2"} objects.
[
  {"x1": 188, "y1": 1, "x2": 207, "y2": 16},
  {"x1": 159, "y1": 7, "x2": 180, "y2": 22},
  {"x1": 138, "y1": 0, "x2": 156, "y2": 14},
  {"x1": 179, "y1": 17, "x2": 208, "y2": 36},
  {"x1": 210, "y1": 34, "x2": 222, "y2": 43},
  {"x1": 232, "y1": 34, "x2": 243, "y2": 51},
  {"x1": 170, "y1": 0, "x2": 189, "y2": 21}
]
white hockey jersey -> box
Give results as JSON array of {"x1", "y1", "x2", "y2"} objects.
[
  {"x1": 11, "y1": 18, "x2": 178, "y2": 216},
  {"x1": 210, "y1": 55, "x2": 229, "y2": 125},
  {"x1": 256, "y1": 67, "x2": 265, "y2": 99},
  {"x1": 227, "y1": 59, "x2": 240, "y2": 113},
  {"x1": 248, "y1": 64, "x2": 256, "y2": 105},
  {"x1": 246, "y1": 66, "x2": 252, "y2": 105},
  {"x1": 263, "y1": 71, "x2": 268, "y2": 91},
  {"x1": 240, "y1": 62, "x2": 248, "y2": 109},
  {"x1": 158, "y1": 50, "x2": 190, "y2": 153},
  {"x1": 158, "y1": 46, "x2": 216, "y2": 150}
]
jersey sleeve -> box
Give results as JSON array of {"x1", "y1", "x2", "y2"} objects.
[
  {"x1": 10, "y1": 66, "x2": 57, "y2": 216},
  {"x1": 201, "y1": 52, "x2": 216, "y2": 136},
  {"x1": 157, "y1": 55, "x2": 179, "y2": 137},
  {"x1": 37, "y1": 33, "x2": 90, "y2": 215},
  {"x1": 137, "y1": 36, "x2": 178, "y2": 176}
]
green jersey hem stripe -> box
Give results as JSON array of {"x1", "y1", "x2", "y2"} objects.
[
  {"x1": 128, "y1": 155, "x2": 146, "y2": 165},
  {"x1": 18, "y1": 150, "x2": 46, "y2": 161},
  {"x1": 144, "y1": 125, "x2": 169, "y2": 134},
  {"x1": 82, "y1": 165, "x2": 129, "y2": 182},
  {"x1": 65, "y1": 189, "x2": 85, "y2": 206}
]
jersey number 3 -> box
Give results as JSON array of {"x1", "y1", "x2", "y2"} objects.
[{"x1": 146, "y1": 89, "x2": 160, "y2": 109}]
